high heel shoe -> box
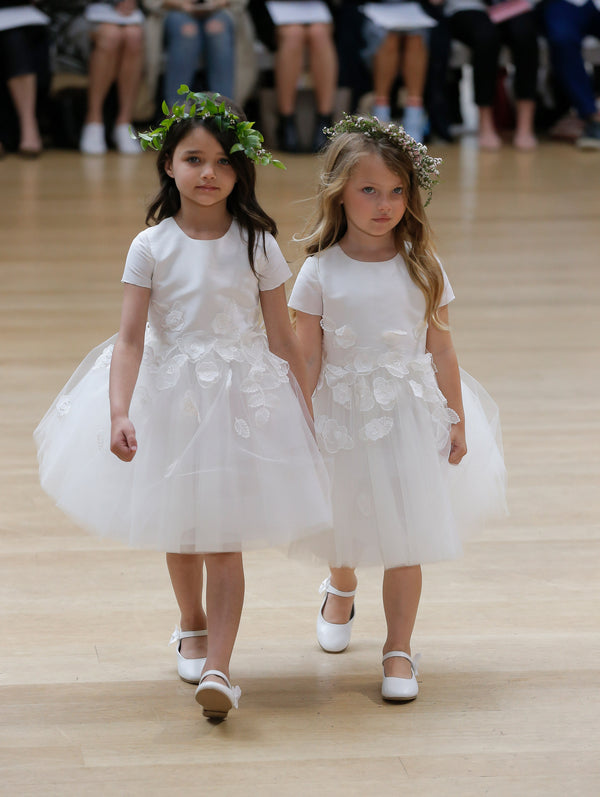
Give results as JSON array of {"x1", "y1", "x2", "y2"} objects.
[
  {"x1": 381, "y1": 651, "x2": 421, "y2": 702},
  {"x1": 276, "y1": 114, "x2": 299, "y2": 153},
  {"x1": 195, "y1": 670, "x2": 241, "y2": 719},
  {"x1": 169, "y1": 626, "x2": 207, "y2": 684},
  {"x1": 316, "y1": 576, "x2": 356, "y2": 653}
]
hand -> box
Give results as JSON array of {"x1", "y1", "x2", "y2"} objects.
[
  {"x1": 115, "y1": 0, "x2": 138, "y2": 17},
  {"x1": 186, "y1": 0, "x2": 230, "y2": 16},
  {"x1": 448, "y1": 423, "x2": 467, "y2": 465},
  {"x1": 111, "y1": 415, "x2": 138, "y2": 461}
]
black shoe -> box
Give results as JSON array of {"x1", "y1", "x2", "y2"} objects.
[
  {"x1": 312, "y1": 114, "x2": 333, "y2": 152},
  {"x1": 276, "y1": 114, "x2": 299, "y2": 152},
  {"x1": 576, "y1": 120, "x2": 600, "y2": 150}
]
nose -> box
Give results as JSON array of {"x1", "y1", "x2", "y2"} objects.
[
  {"x1": 377, "y1": 196, "x2": 391, "y2": 213},
  {"x1": 201, "y1": 162, "x2": 216, "y2": 180}
]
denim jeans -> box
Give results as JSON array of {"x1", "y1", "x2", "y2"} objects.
[
  {"x1": 543, "y1": 0, "x2": 600, "y2": 118},
  {"x1": 163, "y1": 10, "x2": 235, "y2": 105}
]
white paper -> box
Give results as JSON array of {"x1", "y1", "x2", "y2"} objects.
[
  {"x1": 84, "y1": 3, "x2": 144, "y2": 26},
  {"x1": 360, "y1": 3, "x2": 436, "y2": 31},
  {"x1": 266, "y1": 1, "x2": 333, "y2": 26},
  {"x1": 0, "y1": 7, "x2": 49, "y2": 32}
]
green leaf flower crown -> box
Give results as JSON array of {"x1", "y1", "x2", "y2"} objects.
[
  {"x1": 135, "y1": 85, "x2": 285, "y2": 169},
  {"x1": 325, "y1": 114, "x2": 442, "y2": 206}
]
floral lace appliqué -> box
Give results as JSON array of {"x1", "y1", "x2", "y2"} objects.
[
  {"x1": 316, "y1": 416, "x2": 354, "y2": 454},
  {"x1": 360, "y1": 416, "x2": 394, "y2": 442}
]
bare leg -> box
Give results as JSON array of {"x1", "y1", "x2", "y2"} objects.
[
  {"x1": 402, "y1": 33, "x2": 427, "y2": 106},
  {"x1": 478, "y1": 106, "x2": 502, "y2": 149},
  {"x1": 202, "y1": 552, "x2": 245, "y2": 684},
  {"x1": 513, "y1": 98, "x2": 537, "y2": 150},
  {"x1": 6, "y1": 73, "x2": 42, "y2": 153},
  {"x1": 166, "y1": 552, "x2": 208, "y2": 659},
  {"x1": 321, "y1": 566, "x2": 357, "y2": 623},
  {"x1": 372, "y1": 31, "x2": 401, "y2": 113},
  {"x1": 382, "y1": 565, "x2": 422, "y2": 678},
  {"x1": 115, "y1": 25, "x2": 144, "y2": 125},
  {"x1": 275, "y1": 25, "x2": 306, "y2": 115},
  {"x1": 307, "y1": 23, "x2": 338, "y2": 115},
  {"x1": 85, "y1": 24, "x2": 123, "y2": 124}
]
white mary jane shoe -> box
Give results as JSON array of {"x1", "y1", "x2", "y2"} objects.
[
  {"x1": 195, "y1": 670, "x2": 241, "y2": 720},
  {"x1": 169, "y1": 627, "x2": 207, "y2": 684},
  {"x1": 381, "y1": 651, "x2": 421, "y2": 702},
  {"x1": 316, "y1": 576, "x2": 356, "y2": 653}
]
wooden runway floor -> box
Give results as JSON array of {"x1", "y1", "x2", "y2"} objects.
[{"x1": 1, "y1": 139, "x2": 599, "y2": 796}]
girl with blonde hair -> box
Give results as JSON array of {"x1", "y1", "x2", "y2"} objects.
[{"x1": 289, "y1": 116, "x2": 506, "y2": 702}]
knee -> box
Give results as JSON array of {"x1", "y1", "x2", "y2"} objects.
[
  {"x1": 205, "y1": 12, "x2": 233, "y2": 39},
  {"x1": 307, "y1": 22, "x2": 334, "y2": 48},
  {"x1": 123, "y1": 25, "x2": 144, "y2": 55},
  {"x1": 277, "y1": 24, "x2": 307, "y2": 50},
  {"x1": 93, "y1": 24, "x2": 123, "y2": 54}
]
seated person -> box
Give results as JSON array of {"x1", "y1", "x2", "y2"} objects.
[
  {"x1": 78, "y1": 0, "x2": 145, "y2": 154},
  {"x1": 360, "y1": 0, "x2": 431, "y2": 143},
  {"x1": 542, "y1": 0, "x2": 600, "y2": 148},
  {"x1": 161, "y1": 0, "x2": 235, "y2": 106},
  {"x1": 443, "y1": 0, "x2": 539, "y2": 149},
  {"x1": 249, "y1": 0, "x2": 338, "y2": 152},
  {"x1": 0, "y1": 0, "x2": 50, "y2": 156}
]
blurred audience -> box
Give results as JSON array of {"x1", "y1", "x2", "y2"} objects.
[
  {"x1": 542, "y1": 0, "x2": 600, "y2": 148},
  {"x1": 0, "y1": 1, "x2": 50, "y2": 156},
  {"x1": 77, "y1": 1, "x2": 145, "y2": 154},
  {"x1": 160, "y1": 0, "x2": 235, "y2": 106},
  {"x1": 360, "y1": 0, "x2": 431, "y2": 142},
  {"x1": 443, "y1": 0, "x2": 539, "y2": 149},
  {"x1": 249, "y1": 0, "x2": 338, "y2": 152}
]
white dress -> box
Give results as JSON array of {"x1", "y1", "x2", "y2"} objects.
[
  {"x1": 35, "y1": 218, "x2": 332, "y2": 553},
  {"x1": 288, "y1": 244, "x2": 507, "y2": 569}
]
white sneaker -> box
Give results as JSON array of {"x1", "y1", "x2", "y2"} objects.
[
  {"x1": 113, "y1": 123, "x2": 141, "y2": 155},
  {"x1": 80, "y1": 122, "x2": 106, "y2": 155}
]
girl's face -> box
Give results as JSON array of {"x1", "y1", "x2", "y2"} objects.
[
  {"x1": 165, "y1": 125, "x2": 237, "y2": 213},
  {"x1": 340, "y1": 153, "x2": 407, "y2": 243}
]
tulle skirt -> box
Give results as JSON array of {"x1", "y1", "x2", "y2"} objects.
[
  {"x1": 34, "y1": 333, "x2": 332, "y2": 553},
  {"x1": 291, "y1": 360, "x2": 507, "y2": 569}
]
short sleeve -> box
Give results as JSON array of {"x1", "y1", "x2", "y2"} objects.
[
  {"x1": 254, "y1": 233, "x2": 292, "y2": 291},
  {"x1": 122, "y1": 231, "x2": 154, "y2": 289},
  {"x1": 437, "y1": 258, "x2": 455, "y2": 306},
  {"x1": 288, "y1": 256, "x2": 323, "y2": 317}
]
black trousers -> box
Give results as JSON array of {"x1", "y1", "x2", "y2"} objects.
[{"x1": 449, "y1": 10, "x2": 539, "y2": 106}]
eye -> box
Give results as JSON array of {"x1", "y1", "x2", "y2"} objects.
[
  {"x1": 362, "y1": 186, "x2": 375, "y2": 194},
  {"x1": 393, "y1": 186, "x2": 404, "y2": 195},
  {"x1": 218, "y1": 157, "x2": 231, "y2": 166},
  {"x1": 187, "y1": 156, "x2": 200, "y2": 164}
]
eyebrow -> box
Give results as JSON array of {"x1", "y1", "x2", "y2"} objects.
[{"x1": 181, "y1": 149, "x2": 227, "y2": 157}]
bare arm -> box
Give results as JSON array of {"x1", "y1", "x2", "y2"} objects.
[
  {"x1": 294, "y1": 310, "x2": 323, "y2": 397},
  {"x1": 426, "y1": 304, "x2": 467, "y2": 465},
  {"x1": 109, "y1": 283, "x2": 151, "y2": 461},
  {"x1": 260, "y1": 285, "x2": 314, "y2": 417}
]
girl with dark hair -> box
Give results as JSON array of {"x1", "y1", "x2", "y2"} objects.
[
  {"x1": 289, "y1": 115, "x2": 506, "y2": 702},
  {"x1": 34, "y1": 91, "x2": 331, "y2": 720}
]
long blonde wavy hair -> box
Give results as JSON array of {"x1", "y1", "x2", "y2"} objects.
[{"x1": 300, "y1": 132, "x2": 447, "y2": 329}]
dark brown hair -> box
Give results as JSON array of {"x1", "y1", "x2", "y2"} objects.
[{"x1": 145, "y1": 97, "x2": 277, "y2": 272}]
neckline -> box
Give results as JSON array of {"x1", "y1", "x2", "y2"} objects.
[
  {"x1": 169, "y1": 216, "x2": 235, "y2": 242},
  {"x1": 335, "y1": 243, "x2": 399, "y2": 264}
]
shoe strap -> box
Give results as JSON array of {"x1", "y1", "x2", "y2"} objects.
[
  {"x1": 319, "y1": 576, "x2": 356, "y2": 599},
  {"x1": 200, "y1": 669, "x2": 231, "y2": 687},
  {"x1": 169, "y1": 627, "x2": 208, "y2": 645},
  {"x1": 382, "y1": 651, "x2": 421, "y2": 675},
  {"x1": 199, "y1": 670, "x2": 241, "y2": 708}
]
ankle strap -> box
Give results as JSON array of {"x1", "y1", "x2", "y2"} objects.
[
  {"x1": 382, "y1": 651, "x2": 421, "y2": 674},
  {"x1": 169, "y1": 627, "x2": 208, "y2": 645},
  {"x1": 200, "y1": 669, "x2": 232, "y2": 688},
  {"x1": 319, "y1": 576, "x2": 356, "y2": 599}
]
